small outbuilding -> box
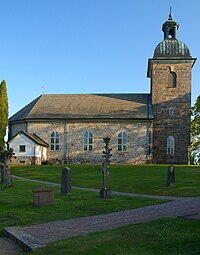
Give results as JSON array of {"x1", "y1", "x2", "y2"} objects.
[{"x1": 8, "y1": 130, "x2": 49, "y2": 165}]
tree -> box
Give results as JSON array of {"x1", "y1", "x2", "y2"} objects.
[
  {"x1": 191, "y1": 95, "x2": 200, "y2": 164},
  {"x1": 0, "y1": 80, "x2": 9, "y2": 149},
  {"x1": 0, "y1": 80, "x2": 12, "y2": 187}
]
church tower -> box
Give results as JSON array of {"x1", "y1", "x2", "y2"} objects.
[{"x1": 147, "y1": 9, "x2": 196, "y2": 164}]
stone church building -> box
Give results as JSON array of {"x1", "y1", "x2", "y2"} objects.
[{"x1": 8, "y1": 11, "x2": 196, "y2": 165}]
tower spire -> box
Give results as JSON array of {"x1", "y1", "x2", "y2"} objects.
[
  {"x1": 162, "y1": 8, "x2": 179, "y2": 39},
  {"x1": 169, "y1": 6, "x2": 173, "y2": 20}
]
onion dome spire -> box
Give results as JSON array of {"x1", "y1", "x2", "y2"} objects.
[
  {"x1": 169, "y1": 6, "x2": 173, "y2": 20},
  {"x1": 152, "y1": 9, "x2": 192, "y2": 59},
  {"x1": 162, "y1": 7, "x2": 179, "y2": 40}
]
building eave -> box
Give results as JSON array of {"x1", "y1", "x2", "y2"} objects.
[{"x1": 147, "y1": 58, "x2": 197, "y2": 78}]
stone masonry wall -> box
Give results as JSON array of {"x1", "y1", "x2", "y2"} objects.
[
  {"x1": 28, "y1": 120, "x2": 152, "y2": 164},
  {"x1": 9, "y1": 122, "x2": 27, "y2": 138},
  {"x1": 151, "y1": 63, "x2": 192, "y2": 164}
]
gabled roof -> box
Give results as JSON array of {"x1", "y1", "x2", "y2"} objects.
[
  {"x1": 9, "y1": 130, "x2": 49, "y2": 147},
  {"x1": 9, "y1": 96, "x2": 41, "y2": 122},
  {"x1": 9, "y1": 93, "x2": 153, "y2": 122}
]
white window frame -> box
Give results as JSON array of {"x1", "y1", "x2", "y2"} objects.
[
  {"x1": 50, "y1": 131, "x2": 60, "y2": 151},
  {"x1": 83, "y1": 131, "x2": 93, "y2": 151},
  {"x1": 167, "y1": 136, "x2": 175, "y2": 155},
  {"x1": 118, "y1": 132, "x2": 128, "y2": 152}
]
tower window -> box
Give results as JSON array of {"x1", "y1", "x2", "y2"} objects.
[
  {"x1": 118, "y1": 132, "x2": 128, "y2": 152},
  {"x1": 167, "y1": 136, "x2": 175, "y2": 155},
  {"x1": 169, "y1": 107, "x2": 174, "y2": 115},
  {"x1": 168, "y1": 72, "x2": 177, "y2": 88},
  {"x1": 83, "y1": 131, "x2": 93, "y2": 151},
  {"x1": 51, "y1": 131, "x2": 60, "y2": 151}
]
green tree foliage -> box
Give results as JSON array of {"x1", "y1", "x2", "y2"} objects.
[
  {"x1": 0, "y1": 80, "x2": 9, "y2": 149},
  {"x1": 191, "y1": 95, "x2": 200, "y2": 164}
]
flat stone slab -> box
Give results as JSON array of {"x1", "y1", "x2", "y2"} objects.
[
  {"x1": 0, "y1": 237, "x2": 21, "y2": 255},
  {"x1": 178, "y1": 213, "x2": 200, "y2": 220},
  {"x1": 4, "y1": 227, "x2": 46, "y2": 251}
]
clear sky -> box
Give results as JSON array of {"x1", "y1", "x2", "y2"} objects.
[{"x1": 0, "y1": 0, "x2": 199, "y2": 117}]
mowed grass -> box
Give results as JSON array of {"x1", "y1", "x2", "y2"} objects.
[
  {"x1": 11, "y1": 164, "x2": 200, "y2": 196},
  {"x1": 2, "y1": 164, "x2": 200, "y2": 254},
  {"x1": 21, "y1": 218, "x2": 200, "y2": 255},
  {"x1": 0, "y1": 179, "x2": 166, "y2": 236}
]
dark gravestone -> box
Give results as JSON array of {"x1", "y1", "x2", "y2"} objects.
[
  {"x1": 167, "y1": 165, "x2": 175, "y2": 186},
  {"x1": 61, "y1": 167, "x2": 71, "y2": 195},
  {"x1": 0, "y1": 164, "x2": 3, "y2": 184}
]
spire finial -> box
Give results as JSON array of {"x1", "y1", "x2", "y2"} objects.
[{"x1": 169, "y1": 6, "x2": 173, "y2": 20}]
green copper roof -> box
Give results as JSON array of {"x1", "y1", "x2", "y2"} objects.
[{"x1": 154, "y1": 39, "x2": 191, "y2": 59}]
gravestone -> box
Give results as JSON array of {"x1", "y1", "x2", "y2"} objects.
[
  {"x1": 99, "y1": 137, "x2": 112, "y2": 198},
  {"x1": 0, "y1": 164, "x2": 3, "y2": 184},
  {"x1": 0, "y1": 148, "x2": 14, "y2": 187},
  {"x1": 166, "y1": 165, "x2": 175, "y2": 186},
  {"x1": 32, "y1": 187, "x2": 54, "y2": 206},
  {"x1": 61, "y1": 167, "x2": 71, "y2": 195},
  {"x1": 2, "y1": 162, "x2": 12, "y2": 188}
]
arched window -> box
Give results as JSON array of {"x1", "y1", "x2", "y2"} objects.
[
  {"x1": 84, "y1": 131, "x2": 93, "y2": 151},
  {"x1": 168, "y1": 72, "x2": 177, "y2": 88},
  {"x1": 167, "y1": 136, "x2": 175, "y2": 155},
  {"x1": 51, "y1": 131, "x2": 60, "y2": 151},
  {"x1": 169, "y1": 107, "x2": 174, "y2": 116},
  {"x1": 118, "y1": 132, "x2": 128, "y2": 152}
]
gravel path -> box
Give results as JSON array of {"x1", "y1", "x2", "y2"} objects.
[
  {"x1": 5, "y1": 198, "x2": 200, "y2": 247},
  {"x1": 3, "y1": 176, "x2": 200, "y2": 252},
  {"x1": 12, "y1": 175, "x2": 189, "y2": 201}
]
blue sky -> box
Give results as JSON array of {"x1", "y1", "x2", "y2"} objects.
[{"x1": 0, "y1": 0, "x2": 199, "y2": 117}]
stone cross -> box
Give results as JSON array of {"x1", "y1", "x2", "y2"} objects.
[
  {"x1": 3, "y1": 163, "x2": 12, "y2": 187},
  {"x1": 0, "y1": 147, "x2": 14, "y2": 188},
  {"x1": 99, "y1": 137, "x2": 112, "y2": 198},
  {"x1": 61, "y1": 167, "x2": 71, "y2": 195}
]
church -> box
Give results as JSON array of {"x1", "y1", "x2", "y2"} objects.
[{"x1": 8, "y1": 11, "x2": 196, "y2": 165}]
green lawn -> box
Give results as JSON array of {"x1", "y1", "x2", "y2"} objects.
[
  {"x1": 21, "y1": 218, "x2": 200, "y2": 255},
  {"x1": 11, "y1": 164, "x2": 200, "y2": 196},
  {"x1": 0, "y1": 179, "x2": 166, "y2": 236},
  {"x1": 1, "y1": 164, "x2": 200, "y2": 254}
]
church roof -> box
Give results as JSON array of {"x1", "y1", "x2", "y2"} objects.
[{"x1": 9, "y1": 93, "x2": 153, "y2": 122}]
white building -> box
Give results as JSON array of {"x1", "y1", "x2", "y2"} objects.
[{"x1": 9, "y1": 130, "x2": 48, "y2": 165}]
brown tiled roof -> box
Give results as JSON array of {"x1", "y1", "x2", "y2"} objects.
[{"x1": 9, "y1": 94, "x2": 153, "y2": 122}]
